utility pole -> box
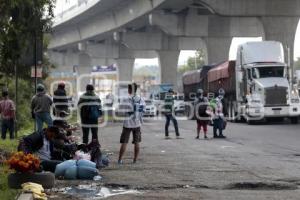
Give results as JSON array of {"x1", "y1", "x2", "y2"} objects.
[
  {"x1": 33, "y1": 31, "x2": 37, "y2": 132},
  {"x1": 14, "y1": 62, "x2": 18, "y2": 138},
  {"x1": 194, "y1": 51, "x2": 197, "y2": 70}
]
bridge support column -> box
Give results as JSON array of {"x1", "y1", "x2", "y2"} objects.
[
  {"x1": 261, "y1": 17, "x2": 299, "y2": 70},
  {"x1": 115, "y1": 58, "x2": 135, "y2": 82},
  {"x1": 77, "y1": 52, "x2": 92, "y2": 92},
  {"x1": 157, "y1": 50, "x2": 180, "y2": 90},
  {"x1": 205, "y1": 37, "x2": 232, "y2": 64}
]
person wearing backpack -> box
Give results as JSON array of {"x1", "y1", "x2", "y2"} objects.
[
  {"x1": 210, "y1": 88, "x2": 227, "y2": 138},
  {"x1": 194, "y1": 89, "x2": 210, "y2": 139},
  {"x1": 78, "y1": 84, "x2": 102, "y2": 144},
  {"x1": 118, "y1": 83, "x2": 145, "y2": 164}
]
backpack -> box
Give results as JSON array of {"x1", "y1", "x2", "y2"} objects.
[
  {"x1": 127, "y1": 96, "x2": 143, "y2": 113},
  {"x1": 88, "y1": 105, "x2": 101, "y2": 120},
  {"x1": 197, "y1": 98, "x2": 208, "y2": 116}
]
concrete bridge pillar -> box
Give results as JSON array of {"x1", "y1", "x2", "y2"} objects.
[
  {"x1": 77, "y1": 52, "x2": 92, "y2": 92},
  {"x1": 205, "y1": 37, "x2": 232, "y2": 64},
  {"x1": 115, "y1": 58, "x2": 135, "y2": 82},
  {"x1": 157, "y1": 50, "x2": 180, "y2": 90},
  {"x1": 261, "y1": 17, "x2": 299, "y2": 67}
]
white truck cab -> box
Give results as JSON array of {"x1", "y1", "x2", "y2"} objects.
[{"x1": 235, "y1": 41, "x2": 300, "y2": 123}]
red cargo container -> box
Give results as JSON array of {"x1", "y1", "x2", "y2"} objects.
[{"x1": 207, "y1": 61, "x2": 236, "y2": 96}]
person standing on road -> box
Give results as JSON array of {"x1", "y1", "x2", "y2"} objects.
[
  {"x1": 31, "y1": 84, "x2": 53, "y2": 132},
  {"x1": 78, "y1": 84, "x2": 102, "y2": 144},
  {"x1": 0, "y1": 90, "x2": 16, "y2": 139},
  {"x1": 194, "y1": 89, "x2": 210, "y2": 139},
  {"x1": 210, "y1": 88, "x2": 227, "y2": 138},
  {"x1": 118, "y1": 83, "x2": 145, "y2": 164},
  {"x1": 164, "y1": 89, "x2": 181, "y2": 139},
  {"x1": 53, "y1": 82, "x2": 69, "y2": 117}
]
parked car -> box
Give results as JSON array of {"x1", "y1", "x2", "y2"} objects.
[
  {"x1": 174, "y1": 94, "x2": 185, "y2": 115},
  {"x1": 144, "y1": 100, "x2": 157, "y2": 117}
]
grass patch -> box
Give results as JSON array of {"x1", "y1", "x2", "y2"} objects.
[
  {"x1": 0, "y1": 166, "x2": 20, "y2": 200},
  {"x1": 0, "y1": 128, "x2": 31, "y2": 200},
  {"x1": 0, "y1": 139, "x2": 18, "y2": 153}
]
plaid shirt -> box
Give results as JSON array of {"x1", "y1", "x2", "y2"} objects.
[{"x1": 0, "y1": 99, "x2": 15, "y2": 119}]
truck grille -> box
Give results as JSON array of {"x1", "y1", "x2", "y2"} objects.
[{"x1": 265, "y1": 86, "x2": 287, "y2": 106}]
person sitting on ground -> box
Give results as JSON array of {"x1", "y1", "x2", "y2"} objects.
[
  {"x1": 18, "y1": 126, "x2": 76, "y2": 172},
  {"x1": 52, "y1": 119, "x2": 78, "y2": 141}
]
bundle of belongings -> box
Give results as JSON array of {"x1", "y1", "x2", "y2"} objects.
[
  {"x1": 21, "y1": 182, "x2": 47, "y2": 200},
  {"x1": 55, "y1": 139, "x2": 109, "y2": 180},
  {"x1": 17, "y1": 120, "x2": 109, "y2": 178}
]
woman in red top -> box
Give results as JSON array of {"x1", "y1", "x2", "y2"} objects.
[{"x1": 0, "y1": 90, "x2": 15, "y2": 139}]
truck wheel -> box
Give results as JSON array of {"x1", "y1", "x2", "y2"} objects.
[
  {"x1": 227, "y1": 100, "x2": 233, "y2": 122},
  {"x1": 290, "y1": 117, "x2": 299, "y2": 124},
  {"x1": 246, "y1": 116, "x2": 254, "y2": 125}
]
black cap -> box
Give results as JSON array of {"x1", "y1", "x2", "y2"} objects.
[
  {"x1": 2, "y1": 90, "x2": 8, "y2": 97},
  {"x1": 86, "y1": 84, "x2": 94, "y2": 91},
  {"x1": 46, "y1": 126, "x2": 60, "y2": 134}
]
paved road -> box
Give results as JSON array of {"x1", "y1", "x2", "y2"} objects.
[{"x1": 51, "y1": 118, "x2": 300, "y2": 199}]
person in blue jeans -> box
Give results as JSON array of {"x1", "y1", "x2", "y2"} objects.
[
  {"x1": 31, "y1": 84, "x2": 53, "y2": 132},
  {"x1": 164, "y1": 89, "x2": 181, "y2": 139}
]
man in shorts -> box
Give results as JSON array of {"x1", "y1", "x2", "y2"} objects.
[{"x1": 118, "y1": 83, "x2": 145, "y2": 164}]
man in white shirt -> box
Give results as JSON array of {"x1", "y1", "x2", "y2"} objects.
[{"x1": 118, "y1": 83, "x2": 145, "y2": 164}]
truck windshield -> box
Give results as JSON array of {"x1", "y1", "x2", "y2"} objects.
[
  {"x1": 252, "y1": 66, "x2": 284, "y2": 78},
  {"x1": 175, "y1": 95, "x2": 184, "y2": 101}
]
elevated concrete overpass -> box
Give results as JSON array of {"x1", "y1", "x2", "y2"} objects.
[{"x1": 48, "y1": 0, "x2": 300, "y2": 89}]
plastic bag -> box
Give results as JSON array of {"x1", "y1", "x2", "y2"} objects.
[{"x1": 74, "y1": 150, "x2": 91, "y2": 160}]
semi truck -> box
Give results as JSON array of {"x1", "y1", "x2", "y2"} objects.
[{"x1": 183, "y1": 41, "x2": 300, "y2": 124}]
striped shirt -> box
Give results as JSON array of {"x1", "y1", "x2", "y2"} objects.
[{"x1": 122, "y1": 95, "x2": 145, "y2": 128}]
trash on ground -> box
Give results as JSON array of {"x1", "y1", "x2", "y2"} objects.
[{"x1": 53, "y1": 184, "x2": 141, "y2": 199}]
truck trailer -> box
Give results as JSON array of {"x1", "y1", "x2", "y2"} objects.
[{"x1": 183, "y1": 41, "x2": 300, "y2": 124}]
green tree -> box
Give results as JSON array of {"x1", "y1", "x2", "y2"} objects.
[
  {"x1": 0, "y1": 0, "x2": 55, "y2": 77},
  {"x1": 178, "y1": 50, "x2": 206, "y2": 74},
  {"x1": 0, "y1": 0, "x2": 55, "y2": 132}
]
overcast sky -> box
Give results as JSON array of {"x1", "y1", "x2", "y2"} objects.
[{"x1": 54, "y1": 1, "x2": 300, "y2": 66}]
